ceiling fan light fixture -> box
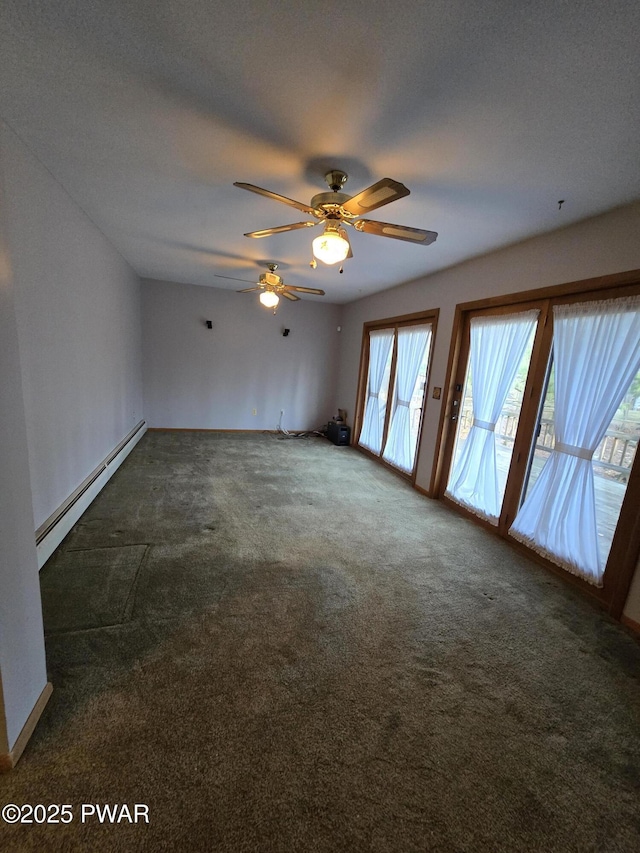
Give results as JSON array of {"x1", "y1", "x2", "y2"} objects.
[
  {"x1": 312, "y1": 223, "x2": 350, "y2": 265},
  {"x1": 259, "y1": 290, "x2": 280, "y2": 308}
]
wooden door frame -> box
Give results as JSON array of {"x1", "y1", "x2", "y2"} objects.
[
  {"x1": 353, "y1": 309, "x2": 439, "y2": 484},
  {"x1": 431, "y1": 268, "x2": 640, "y2": 619}
]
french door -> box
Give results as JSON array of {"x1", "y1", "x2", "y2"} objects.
[
  {"x1": 439, "y1": 277, "x2": 640, "y2": 614},
  {"x1": 445, "y1": 307, "x2": 540, "y2": 524},
  {"x1": 356, "y1": 311, "x2": 437, "y2": 479}
]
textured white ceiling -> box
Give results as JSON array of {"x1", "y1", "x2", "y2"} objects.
[{"x1": 1, "y1": 0, "x2": 639, "y2": 303}]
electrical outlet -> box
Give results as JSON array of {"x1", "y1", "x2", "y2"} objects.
[{"x1": 252, "y1": 408, "x2": 257, "y2": 416}]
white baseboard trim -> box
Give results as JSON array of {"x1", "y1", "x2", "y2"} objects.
[{"x1": 35, "y1": 421, "x2": 146, "y2": 569}]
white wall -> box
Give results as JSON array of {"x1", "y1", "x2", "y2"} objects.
[
  {"x1": 1, "y1": 122, "x2": 143, "y2": 530},
  {"x1": 335, "y1": 201, "x2": 640, "y2": 620},
  {"x1": 142, "y1": 279, "x2": 342, "y2": 431},
  {"x1": 0, "y1": 130, "x2": 47, "y2": 753}
]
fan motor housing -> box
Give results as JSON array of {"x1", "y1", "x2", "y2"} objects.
[
  {"x1": 310, "y1": 191, "x2": 351, "y2": 212},
  {"x1": 261, "y1": 271, "x2": 283, "y2": 287}
]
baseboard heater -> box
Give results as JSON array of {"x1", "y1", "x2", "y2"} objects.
[{"x1": 35, "y1": 420, "x2": 146, "y2": 568}]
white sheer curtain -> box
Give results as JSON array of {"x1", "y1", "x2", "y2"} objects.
[
  {"x1": 446, "y1": 310, "x2": 538, "y2": 523},
  {"x1": 359, "y1": 329, "x2": 394, "y2": 454},
  {"x1": 511, "y1": 296, "x2": 640, "y2": 586},
  {"x1": 382, "y1": 324, "x2": 432, "y2": 472}
]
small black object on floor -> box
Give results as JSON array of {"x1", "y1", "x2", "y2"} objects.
[{"x1": 327, "y1": 421, "x2": 351, "y2": 445}]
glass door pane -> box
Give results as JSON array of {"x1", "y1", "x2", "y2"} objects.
[
  {"x1": 521, "y1": 359, "x2": 555, "y2": 497},
  {"x1": 522, "y1": 362, "x2": 640, "y2": 569},
  {"x1": 377, "y1": 346, "x2": 393, "y2": 417},
  {"x1": 510, "y1": 296, "x2": 640, "y2": 586},
  {"x1": 358, "y1": 330, "x2": 394, "y2": 455},
  {"x1": 446, "y1": 312, "x2": 538, "y2": 523},
  {"x1": 593, "y1": 367, "x2": 640, "y2": 564},
  {"x1": 382, "y1": 324, "x2": 432, "y2": 473},
  {"x1": 409, "y1": 351, "x2": 429, "y2": 454}
]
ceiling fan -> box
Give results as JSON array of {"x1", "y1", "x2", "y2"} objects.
[
  {"x1": 215, "y1": 263, "x2": 325, "y2": 310},
  {"x1": 234, "y1": 170, "x2": 438, "y2": 265}
]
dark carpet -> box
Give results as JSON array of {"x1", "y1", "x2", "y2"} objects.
[{"x1": 2, "y1": 431, "x2": 639, "y2": 852}]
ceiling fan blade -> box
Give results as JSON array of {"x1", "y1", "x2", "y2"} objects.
[
  {"x1": 215, "y1": 274, "x2": 257, "y2": 284},
  {"x1": 355, "y1": 219, "x2": 438, "y2": 245},
  {"x1": 234, "y1": 182, "x2": 320, "y2": 216},
  {"x1": 346, "y1": 242, "x2": 354, "y2": 259},
  {"x1": 340, "y1": 178, "x2": 410, "y2": 215},
  {"x1": 236, "y1": 287, "x2": 262, "y2": 293},
  {"x1": 286, "y1": 285, "x2": 326, "y2": 296},
  {"x1": 281, "y1": 290, "x2": 300, "y2": 301},
  {"x1": 244, "y1": 222, "x2": 317, "y2": 239}
]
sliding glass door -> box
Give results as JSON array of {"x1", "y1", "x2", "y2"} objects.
[
  {"x1": 439, "y1": 281, "x2": 640, "y2": 611},
  {"x1": 511, "y1": 296, "x2": 640, "y2": 587},
  {"x1": 357, "y1": 311, "x2": 437, "y2": 479}
]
